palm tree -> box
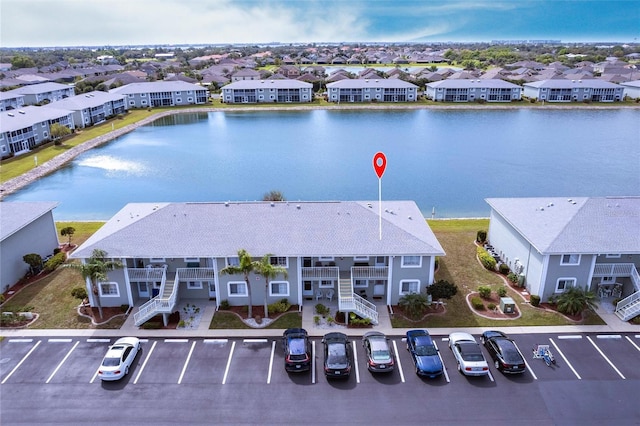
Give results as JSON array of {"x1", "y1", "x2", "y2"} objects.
[
  {"x1": 60, "y1": 226, "x2": 75, "y2": 247},
  {"x1": 219, "y1": 249, "x2": 259, "y2": 319},
  {"x1": 556, "y1": 286, "x2": 598, "y2": 316},
  {"x1": 64, "y1": 249, "x2": 123, "y2": 319},
  {"x1": 254, "y1": 254, "x2": 288, "y2": 319},
  {"x1": 399, "y1": 293, "x2": 430, "y2": 320}
]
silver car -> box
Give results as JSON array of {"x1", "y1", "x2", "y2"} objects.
[
  {"x1": 448, "y1": 332, "x2": 489, "y2": 376},
  {"x1": 98, "y1": 337, "x2": 141, "y2": 381}
]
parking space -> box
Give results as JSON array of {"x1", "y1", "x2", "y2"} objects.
[
  {"x1": 551, "y1": 334, "x2": 625, "y2": 381},
  {"x1": 2, "y1": 338, "x2": 77, "y2": 384},
  {"x1": 179, "y1": 339, "x2": 230, "y2": 385},
  {"x1": 224, "y1": 339, "x2": 273, "y2": 384},
  {"x1": 511, "y1": 333, "x2": 581, "y2": 381},
  {"x1": 49, "y1": 339, "x2": 108, "y2": 384},
  {"x1": 134, "y1": 339, "x2": 189, "y2": 384},
  {"x1": 583, "y1": 334, "x2": 640, "y2": 380},
  {"x1": 0, "y1": 339, "x2": 41, "y2": 383}
]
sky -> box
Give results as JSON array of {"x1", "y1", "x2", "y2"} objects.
[{"x1": 1, "y1": 0, "x2": 638, "y2": 47}]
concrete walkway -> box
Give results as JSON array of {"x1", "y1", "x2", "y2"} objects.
[{"x1": 2, "y1": 296, "x2": 637, "y2": 339}]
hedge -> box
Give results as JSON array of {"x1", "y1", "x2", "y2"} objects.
[{"x1": 477, "y1": 246, "x2": 497, "y2": 271}]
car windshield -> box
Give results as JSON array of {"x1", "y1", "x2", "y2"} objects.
[
  {"x1": 370, "y1": 339, "x2": 390, "y2": 360},
  {"x1": 498, "y1": 343, "x2": 523, "y2": 363},
  {"x1": 102, "y1": 357, "x2": 120, "y2": 367},
  {"x1": 459, "y1": 343, "x2": 484, "y2": 361},
  {"x1": 327, "y1": 343, "x2": 347, "y2": 365},
  {"x1": 288, "y1": 337, "x2": 306, "y2": 356}
]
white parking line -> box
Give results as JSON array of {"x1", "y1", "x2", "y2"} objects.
[
  {"x1": 549, "y1": 338, "x2": 581, "y2": 380},
  {"x1": 596, "y1": 335, "x2": 621, "y2": 339},
  {"x1": 2, "y1": 340, "x2": 41, "y2": 384},
  {"x1": 433, "y1": 341, "x2": 450, "y2": 383},
  {"x1": 513, "y1": 342, "x2": 537, "y2": 380},
  {"x1": 48, "y1": 338, "x2": 72, "y2": 343},
  {"x1": 165, "y1": 339, "x2": 189, "y2": 343},
  {"x1": 267, "y1": 340, "x2": 276, "y2": 384},
  {"x1": 203, "y1": 339, "x2": 228, "y2": 344},
  {"x1": 586, "y1": 336, "x2": 625, "y2": 379},
  {"x1": 487, "y1": 370, "x2": 495, "y2": 382},
  {"x1": 558, "y1": 335, "x2": 582, "y2": 340},
  {"x1": 86, "y1": 339, "x2": 110, "y2": 343},
  {"x1": 177, "y1": 341, "x2": 197, "y2": 384},
  {"x1": 352, "y1": 341, "x2": 360, "y2": 384},
  {"x1": 244, "y1": 339, "x2": 268, "y2": 343},
  {"x1": 392, "y1": 340, "x2": 405, "y2": 383},
  {"x1": 133, "y1": 340, "x2": 156, "y2": 384},
  {"x1": 626, "y1": 336, "x2": 640, "y2": 352},
  {"x1": 312, "y1": 341, "x2": 316, "y2": 384},
  {"x1": 222, "y1": 341, "x2": 236, "y2": 385},
  {"x1": 8, "y1": 339, "x2": 33, "y2": 343},
  {"x1": 46, "y1": 340, "x2": 79, "y2": 384}
]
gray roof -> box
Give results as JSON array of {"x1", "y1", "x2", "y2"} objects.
[
  {"x1": 72, "y1": 201, "x2": 445, "y2": 259},
  {"x1": 327, "y1": 79, "x2": 418, "y2": 89},
  {"x1": 427, "y1": 79, "x2": 520, "y2": 89},
  {"x1": 0, "y1": 92, "x2": 25, "y2": 101},
  {"x1": 0, "y1": 105, "x2": 74, "y2": 133},
  {"x1": 619, "y1": 80, "x2": 640, "y2": 88},
  {"x1": 222, "y1": 79, "x2": 313, "y2": 90},
  {"x1": 0, "y1": 202, "x2": 58, "y2": 241},
  {"x1": 523, "y1": 79, "x2": 622, "y2": 89},
  {"x1": 9, "y1": 82, "x2": 74, "y2": 95},
  {"x1": 42, "y1": 91, "x2": 125, "y2": 110},
  {"x1": 109, "y1": 81, "x2": 206, "y2": 95},
  {"x1": 486, "y1": 197, "x2": 640, "y2": 255}
]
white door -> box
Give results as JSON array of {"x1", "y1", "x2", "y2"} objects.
[
  {"x1": 207, "y1": 281, "x2": 216, "y2": 299},
  {"x1": 303, "y1": 280, "x2": 313, "y2": 299}
]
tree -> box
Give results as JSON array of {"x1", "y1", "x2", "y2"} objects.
[
  {"x1": 60, "y1": 226, "x2": 75, "y2": 247},
  {"x1": 219, "y1": 249, "x2": 260, "y2": 318},
  {"x1": 556, "y1": 286, "x2": 598, "y2": 316},
  {"x1": 63, "y1": 249, "x2": 123, "y2": 319},
  {"x1": 49, "y1": 123, "x2": 71, "y2": 144},
  {"x1": 23, "y1": 253, "x2": 43, "y2": 275},
  {"x1": 254, "y1": 254, "x2": 288, "y2": 319},
  {"x1": 263, "y1": 190, "x2": 285, "y2": 201},
  {"x1": 399, "y1": 293, "x2": 430, "y2": 319}
]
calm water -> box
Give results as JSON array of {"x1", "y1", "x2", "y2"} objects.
[{"x1": 4, "y1": 108, "x2": 639, "y2": 220}]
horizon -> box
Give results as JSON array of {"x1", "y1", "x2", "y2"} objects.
[{"x1": 2, "y1": 0, "x2": 638, "y2": 48}]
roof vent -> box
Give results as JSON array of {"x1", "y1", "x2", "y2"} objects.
[
  {"x1": 367, "y1": 203, "x2": 372, "y2": 208},
  {"x1": 270, "y1": 202, "x2": 275, "y2": 207},
  {"x1": 408, "y1": 216, "x2": 412, "y2": 220},
  {"x1": 224, "y1": 201, "x2": 229, "y2": 207},
  {"x1": 7, "y1": 112, "x2": 14, "y2": 117},
  {"x1": 547, "y1": 202, "x2": 554, "y2": 207},
  {"x1": 539, "y1": 207, "x2": 545, "y2": 211},
  {"x1": 296, "y1": 204, "x2": 301, "y2": 209},
  {"x1": 18, "y1": 110, "x2": 25, "y2": 114}
]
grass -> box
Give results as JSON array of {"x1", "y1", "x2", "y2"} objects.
[
  {"x1": 389, "y1": 219, "x2": 606, "y2": 328},
  {"x1": 209, "y1": 311, "x2": 302, "y2": 329}
]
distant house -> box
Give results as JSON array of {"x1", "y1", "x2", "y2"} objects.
[
  {"x1": 523, "y1": 79, "x2": 624, "y2": 102},
  {"x1": 109, "y1": 81, "x2": 208, "y2": 108},
  {"x1": 619, "y1": 80, "x2": 640, "y2": 99},
  {"x1": 0, "y1": 105, "x2": 75, "y2": 157},
  {"x1": 231, "y1": 68, "x2": 260, "y2": 82},
  {"x1": 42, "y1": 91, "x2": 126, "y2": 128},
  {"x1": 71, "y1": 201, "x2": 445, "y2": 327},
  {"x1": 0, "y1": 91, "x2": 25, "y2": 112},
  {"x1": 6, "y1": 82, "x2": 75, "y2": 106},
  {"x1": 425, "y1": 79, "x2": 522, "y2": 102},
  {"x1": 326, "y1": 79, "x2": 419, "y2": 103},
  {"x1": 0, "y1": 202, "x2": 59, "y2": 292},
  {"x1": 486, "y1": 197, "x2": 640, "y2": 321},
  {"x1": 221, "y1": 79, "x2": 313, "y2": 103}
]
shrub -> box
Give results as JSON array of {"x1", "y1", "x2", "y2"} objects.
[
  {"x1": 471, "y1": 297, "x2": 485, "y2": 310},
  {"x1": 399, "y1": 293, "x2": 430, "y2": 319},
  {"x1": 315, "y1": 303, "x2": 329, "y2": 316},
  {"x1": 556, "y1": 286, "x2": 597, "y2": 316},
  {"x1": 478, "y1": 285, "x2": 492, "y2": 299},
  {"x1": 120, "y1": 304, "x2": 129, "y2": 312},
  {"x1": 530, "y1": 295, "x2": 541, "y2": 307},
  {"x1": 349, "y1": 317, "x2": 372, "y2": 327},
  {"x1": 53, "y1": 247, "x2": 62, "y2": 255},
  {"x1": 313, "y1": 315, "x2": 320, "y2": 325},
  {"x1": 219, "y1": 300, "x2": 230, "y2": 310},
  {"x1": 476, "y1": 230, "x2": 487, "y2": 243},
  {"x1": 71, "y1": 286, "x2": 88, "y2": 301},
  {"x1": 477, "y1": 246, "x2": 497, "y2": 271},
  {"x1": 427, "y1": 280, "x2": 458, "y2": 299},
  {"x1": 487, "y1": 303, "x2": 496, "y2": 311},
  {"x1": 44, "y1": 252, "x2": 66, "y2": 272},
  {"x1": 507, "y1": 272, "x2": 519, "y2": 283},
  {"x1": 142, "y1": 321, "x2": 161, "y2": 329},
  {"x1": 497, "y1": 286, "x2": 508, "y2": 298},
  {"x1": 326, "y1": 316, "x2": 334, "y2": 325},
  {"x1": 268, "y1": 300, "x2": 291, "y2": 314},
  {"x1": 499, "y1": 263, "x2": 510, "y2": 275}
]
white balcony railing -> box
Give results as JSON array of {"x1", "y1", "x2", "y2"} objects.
[{"x1": 301, "y1": 266, "x2": 339, "y2": 279}]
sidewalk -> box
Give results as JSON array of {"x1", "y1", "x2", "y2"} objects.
[{"x1": 2, "y1": 298, "x2": 637, "y2": 339}]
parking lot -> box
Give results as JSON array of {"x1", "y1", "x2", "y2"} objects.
[{"x1": 2, "y1": 332, "x2": 639, "y2": 387}]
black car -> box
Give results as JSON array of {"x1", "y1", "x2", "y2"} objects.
[
  {"x1": 480, "y1": 330, "x2": 526, "y2": 374},
  {"x1": 322, "y1": 332, "x2": 351, "y2": 378},
  {"x1": 282, "y1": 328, "x2": 311, "y2": 372},
  {"x1": 362, "y1": 331, "x2": 395, "y2": 373}
]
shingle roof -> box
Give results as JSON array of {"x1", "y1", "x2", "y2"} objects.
[
  {"x1": 9, "y1": 82, "x2": 73, "y2": 94},
  {"x1": 0, "y1": 202, "x2": 58, "y2": 241},
  {"x1": 326, "y1": 79, "x2": 418, "y2": 89},
  {"x1": 486, "y1": 197, "x2": 640, "y2": 254},
  {"x1": 427, "y1": 79, "x2": 520, "y2": 89},
  {"x1": 42, "y1": 91, "x2": 125, "y2": 110},
  {"x1": 72, "y1": 201, "x2": 445, "y2": 259},
  {"x1": 222, "y1": 79, "x2": 313, "y2": 89},
  {"x1": 0, "y1": 105, "x2": 74, "y2": 133},
  {"x1": 523, "y1": 79, "x2": 622, "y2": 89},
  {"x1": 109, "y1": 81, "x2": 206, "y2": 95}
]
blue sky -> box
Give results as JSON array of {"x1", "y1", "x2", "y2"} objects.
[{"x1": 2, "y1": 0, "x2": 638, "y2": 47}]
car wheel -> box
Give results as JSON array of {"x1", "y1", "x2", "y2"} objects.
[{"x1": 494, "y1": 360, "x2": 500, "y2": 371}]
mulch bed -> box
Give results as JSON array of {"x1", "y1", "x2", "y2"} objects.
[
  {"x1": 390, "y1": 303, "x2": 447, "y2": 322},
  {"x1": 220, "y1": 305, "x2": 299, "y2": 320},
  {"x1": 80, "y1": 305, "x2": 129, "y2": 324},
  {"x1": 468, "y1": 292, "x2": 519, "y2": 319}
]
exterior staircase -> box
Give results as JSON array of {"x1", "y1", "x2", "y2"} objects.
[
  {"x1": 134, "y1": 275, "x2": 178, "y2": 326},
  {"x1": 611, "y1": 263, "x2": 640, "y2": 321},
  {"x1": 337, "y1": 278, "x2": 379, "y2": 325}
]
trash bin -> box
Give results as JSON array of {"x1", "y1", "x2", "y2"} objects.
[
  {"x1": 518, "y1": 273, "x2": 525, "y2": 288},
  {"x1": 500, "y1": 297, "x2": 515, "y2": 314}
]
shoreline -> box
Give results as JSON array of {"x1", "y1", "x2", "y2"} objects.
[{"x1": 1, "y1": 103, "x2": 638, "y2": 199}]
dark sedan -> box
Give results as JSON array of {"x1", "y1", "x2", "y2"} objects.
[
  {"x1": 282, "y1": 328, "x2": 311, "y2": 372},
  {"x1": 362, "y1": 331, "x2": 395, "y2": 373},
  {"x1": 406, "y1": 329, "x2": 444, "y2": 378},
  {"x1": 481, "y1": 330, "x2": 526, "y2": 374},
  {"x1": 322, "y1": 332, "x2": 351, "y2": 379}
]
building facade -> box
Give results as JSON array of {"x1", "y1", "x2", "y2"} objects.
[
  {"x1": 326, "y1": 79, "x2": 419, "y2": 103},
  {"x1": 222, "y1": 79, "x2": 313, "y2": 103},
  {"x1": 425, "y1": 79, "x2": 522, "y2": 102},
  {"x1": 109, "y1": 81, "x2": 209, "y2": 108},
  {"x1": 71, "y1": 201, "x2": 445, "y2": 327},
  {"x1": 0, "y1": 92, "x2": 25, "y2": 112},
  {"x1": 7, "y1": 82, "x2": 76, "y2": 105},
  {"x1": 523, "y1": 80, "x2": 624, "y2": 102}
]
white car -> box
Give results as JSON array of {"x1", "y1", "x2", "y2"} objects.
[
  {"x1": 98, "y1": 337, "x2": 141, "y2": 381},
  {"x1": 448, "y1": 332, "x2": 489, "y2": 376}
]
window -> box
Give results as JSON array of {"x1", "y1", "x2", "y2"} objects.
[
  {"x1": 400, "y1": 280, "x2": 419, "y2": 295},
  {"x1": 555, "y1": 278, "x2": 576, "y2": 293},
  {"x1": 184, "y1": 257, "x2": 199, "y2": 262},
  {"x1": 150, "y1": 257, "x2": 166, "y2": 263},
  {"x1": 319, "y1": 256, "x2": 334, "y2": 261},
  {"x1": 354, "y1": 256, "x2": 369, "y2": 261},
  {"x1": 319, "y1": 280, "x2": 334, "y2": 288},
  {"x1": 561, "y1": 254, "x2": 580, "y2": 265},
  {"x1": 270, "y1": 256, "x2": 288, "y2": 267},
  {"x1": 187, "y1": 281, "x2": 203, "y2": 289},
  {"x1": 354, "y1": 279, "x2": 368, "y2": 288},
  {"x1": 227, "y1": 257, "x2": 239, "y2": 266},
  {"x1": 99, "y1": 282, "x2": 120, "y2": 297},
  {"x1": 605, "y1": 254, "x2": 621, "y2": 258},
  {"x1": 228, "y1": 281, "x2": 247, "y2": 297},
  {"x1": 401, "y1": 256, "x2": 422, "y2": 267},
  {"x1": 601, "y1": 276, "x2": 615, "y2": 283},
  {"x1": 269, "y1": 281, "x2": 289, "y2": 296}
]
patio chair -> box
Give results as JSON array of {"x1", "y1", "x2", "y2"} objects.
[
  {"x1": 326, "y1": 289, "x2": 335, "y2": 301},
  {"x1": 315, "y1": 289, "x2": 323, "y2": 301}
]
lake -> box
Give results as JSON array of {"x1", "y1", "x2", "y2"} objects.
[{"x1": 4, "y1": 108, "x2": 639, "y2": 220}]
